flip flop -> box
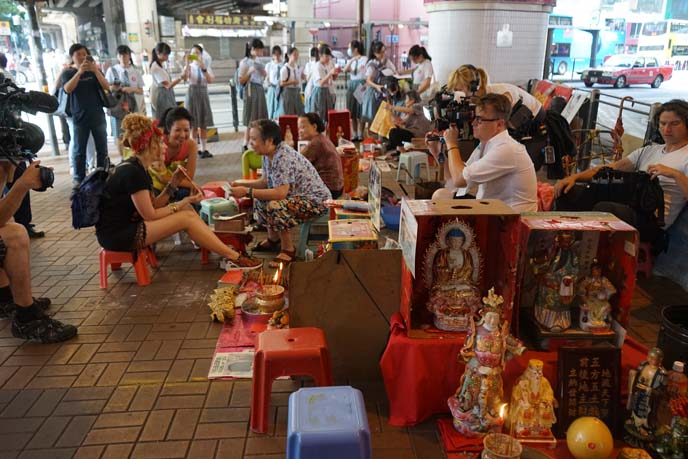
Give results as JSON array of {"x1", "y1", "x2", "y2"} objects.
[
  {"x1": 253, "y1": 238, "x2": 281, "y2": 252},
  {"x1": 268, "y1": 249, "x2": 295, "y2": 269}
]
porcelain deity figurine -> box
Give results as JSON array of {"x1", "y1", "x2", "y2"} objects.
[
  {"x1": 626, "y1": 347, "x2": 668, "y2": 443},
  {"x1": 533, "y1": 231, "x2": 579, "y2": 332},
  {"x1": 509, "y1": 359, "x2": 557, "y2": 441},
  {"x1": 424, "y1": 220, "x2": 482, "y2": 331},
  {"x1": 577, "y1": 261, "x2": 617, "y2": 332},
  {"x1": 448, "y1": 288, "x2": 525, "y2": 437}
]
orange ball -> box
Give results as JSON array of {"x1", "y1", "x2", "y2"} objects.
[{"x1": 566, "y1": 417, "x2": 614, "y2": 459}]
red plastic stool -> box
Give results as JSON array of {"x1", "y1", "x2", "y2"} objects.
[
  {"x1": 202, "y1": 181, "x2": 228, "y2": 199},
  {"x1": 636, "y1": 242, "x2": 653, "y2": 278},
  {"x1": 99, "y1": 247, "x2": 158, "y2": 289},
  {"x1": 251, "y1": 327, "x2": 334, "y2": 433}
]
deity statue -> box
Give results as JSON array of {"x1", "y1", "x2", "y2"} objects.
[
  {"x1": 625, "y1": 347, "x2": 668, "y2": 443},
  {"x1": 509, "y1": 359, "x2": 557, "y2": 441},
  {"x1": 533, "y1": 231, "x2": 579, "y2": 332},
  {"x1": 577, "y1": 261, "x2": 617, "y2": 332},
  {"x1": 424, "y1": 220, "x2": 482, "y2": 331},
  {"x1": 448, "y1": 288, "x2": 525, "y2": 437}
]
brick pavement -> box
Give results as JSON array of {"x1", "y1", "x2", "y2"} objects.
[{"x1": 0, "y1": 131, "x2": 674, "y2": 458}]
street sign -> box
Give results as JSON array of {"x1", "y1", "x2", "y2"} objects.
[
  {"x1": 128, "y1": 32, "x2": 139, "y2": 43},
  {"x1": 386, "y1": 35, "x2": 399, "y2": 44},
  {"x1": 0, "y1": 21, "x2": 11, "y2": 37}
]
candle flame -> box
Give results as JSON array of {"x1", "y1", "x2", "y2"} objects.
[
  {"x1": 273, "y1": 269, "x2": 279, "y2": 284},
  {"x1": 499, "y1": 403, "x2": 507, "y2": 420}
]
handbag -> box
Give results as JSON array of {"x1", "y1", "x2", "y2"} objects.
[
  {"x1": 53, "y1": 88, "x2": 71, "y2": 118},
  {"x1": 98, "y1": 86, "x2": 119, "y2": 108}
]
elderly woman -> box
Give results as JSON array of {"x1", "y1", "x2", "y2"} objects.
[
  {"x1": 149, "y1": 107, "x2": 198, "y2": 200},
  {"x1": 96, "y1": 114, "x2": 261, "y2": 270},
  {"x1": 230, "y1": 119, "x2": 331, "y2": 267},
  {"x1": 297, "y1": 112, "x2": 344, "y2": 199}
]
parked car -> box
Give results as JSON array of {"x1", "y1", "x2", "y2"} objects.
[{"x1": 580, "y1": 54, "x2": 673, "y2": 89}]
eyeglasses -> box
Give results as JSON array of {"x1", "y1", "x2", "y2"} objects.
[{"x1": 472, "y1": 116, "x2": 501, "y2": 124}]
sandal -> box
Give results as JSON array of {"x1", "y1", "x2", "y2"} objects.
[
  {"x1": 253, "y1": 238, "x2": 281, "y2": 253},
  {"x1": 221, "y1": 254, "x2": 263, "y2": 271},
  {"x1": 268, "y1": 249, "x2": 296, "y2": 268}
]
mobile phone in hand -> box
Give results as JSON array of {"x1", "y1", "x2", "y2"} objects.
[{"x1": 85, "y1": 56, "x2": 95, "y2": 63}]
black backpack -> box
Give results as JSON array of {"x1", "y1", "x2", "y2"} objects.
[{"x1": 71, "y1": 160, "x2": 130, "y2": 229}]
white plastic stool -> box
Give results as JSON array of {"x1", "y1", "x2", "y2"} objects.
[{"x1": 396, "y1": 151, "x2": 430, "y2": 185}]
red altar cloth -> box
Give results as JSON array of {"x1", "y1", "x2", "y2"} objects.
[{"x1": 380, "y1": 312, "x2": 649, "y2": 427}]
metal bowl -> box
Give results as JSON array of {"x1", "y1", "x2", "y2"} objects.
[{"x1": 241, "y1": 299, "x2": 272, "y2": 326}]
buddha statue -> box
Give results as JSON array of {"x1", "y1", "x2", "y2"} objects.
[
  {"x1": 578, "y1": 261, "x2": 616, "y2": 332},
  {"x1": 626, "y1": 347, "x2": 668, "y2": 444},
  {"x1": 424, "y1": 221, "x2": 482, "y2": 331}
]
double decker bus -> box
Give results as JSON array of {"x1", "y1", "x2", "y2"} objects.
[
  {"x1": 549, "y1": 15, "x2": 626, "y2": 76},
  {"x1": 638, "y1": 20, "x2": 688, "y2": 69}
]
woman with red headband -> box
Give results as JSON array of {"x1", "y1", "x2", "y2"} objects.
[{"x1": 96, "y1": 114, "x2": 261, "y2": 270}]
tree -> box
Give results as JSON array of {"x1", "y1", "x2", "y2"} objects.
[{"x1": 0, "y1": 0, "x2": 21, "y2": 18}]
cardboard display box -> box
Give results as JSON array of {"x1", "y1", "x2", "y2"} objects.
[
  {"x1": 515, "y1": 212, "x2": 638, "y2": 349},
  {"x1": 398, "y1": 199, "x2": 520, "y2": 338},
  {"x1": 328, "y1": 219, "x2": 378, "y2": 251}
]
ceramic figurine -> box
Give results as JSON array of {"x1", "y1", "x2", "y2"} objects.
[
  {"x1": 625, "y1": 347, "x2": 668, "y2": 443},
  {"x1": 533, "y1": 231, "x2": 579, "y2": 332},
  {"x1": 448, "y1": 288, "x2": 525, "y2": 437},
  {"x1": 424, "y1": 220, "x2": 482, "y2": 331},
  {"x1": 577, "y1": 261, "x2": 616, "y2": 332},
  {"x1": 510, "y1": 359, "x2": 557, "y2": 441}
]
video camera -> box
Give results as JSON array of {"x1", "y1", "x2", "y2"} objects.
[
  {"x1": 423, "y1": 87, "x2": 476, "y2": 140},
  {"x1": 0, "y1": 75, "x2": 57, "y2": 191}
]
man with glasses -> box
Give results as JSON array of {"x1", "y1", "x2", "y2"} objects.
[{"x1": 428, "y1": 93, "x2": 538, "y2": 212}]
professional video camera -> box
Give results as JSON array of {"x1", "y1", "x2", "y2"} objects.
[
  {"x1": 423, "y1": 87, "x2": 476, "y2": 140},
  {"x1": 0, "y1": 75, "x2": 57, "y2": 191}
]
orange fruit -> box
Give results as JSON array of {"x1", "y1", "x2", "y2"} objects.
[{"x1": 280, "y1": 315, "x2": 289, "y2": 325}]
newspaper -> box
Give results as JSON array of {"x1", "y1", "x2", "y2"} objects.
[{"x1": 208, "y1": 349, "x2": 254, "y2": 379}]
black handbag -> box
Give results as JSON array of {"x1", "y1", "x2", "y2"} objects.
[{"x1": 98, "y1": 86, "x2": 119, "y2": 108}]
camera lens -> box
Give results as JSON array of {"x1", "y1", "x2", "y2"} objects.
[{"x1": 32, "y1": 166, "x2": 54, "y2": 192}]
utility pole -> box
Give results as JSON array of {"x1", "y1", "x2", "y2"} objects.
[{"x1": 25, "y1": 0, "x2": 60, "y2": 157}]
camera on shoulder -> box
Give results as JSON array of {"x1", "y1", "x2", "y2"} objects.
[{"x1": 0, "y1": 75, "x2": 57, "y2": 191}]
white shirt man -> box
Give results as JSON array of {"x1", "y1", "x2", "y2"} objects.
[{"x1": 433, "y1": 93, "x2": 538, "y2": 212}]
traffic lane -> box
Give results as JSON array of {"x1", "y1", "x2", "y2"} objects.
[{"x1": 566, "y1": 70, "x2": 688, "y2": 104}]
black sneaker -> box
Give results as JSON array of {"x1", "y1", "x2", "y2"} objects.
[
  {"x1": 0, "y1": 297, "x2": 50, "y2": 319},
  {"x1": 11, "y1": 313, "x2": 78, "y2": 343},
  {"x1": 27, "y1": 226, "x2": 45, "y2": 239},
  {"x1": 200, "y1": 150, "x2": 214, "y2": 159}
]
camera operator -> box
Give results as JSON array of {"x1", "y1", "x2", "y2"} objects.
[
  {"x1": 62, "y1": 43, "x2": 110, "y2": 188},
  {"x1": 0, "y1": 161, "x2": 77, "y2": 342},
  {"x1": 554, "y1": 99, "x2": 688, "y2": 244},
  {"x1": 427, "y1": 93, "x2": 538, "y2": 212}
]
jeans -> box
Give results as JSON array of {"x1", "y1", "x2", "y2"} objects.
[{"x1": 72, "y1": 115, "x2": 109, "y2": 182}]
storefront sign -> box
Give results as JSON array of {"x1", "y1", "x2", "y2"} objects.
[
  {"x1": 127, "y1": 32, "x2": 139, "y2": 43},
  {"x1": 0, "y1": 21, "x2": 10, "y2": 37},
  {"x1": 186, "y1": 14, "x2": 257, "y2": 27}
]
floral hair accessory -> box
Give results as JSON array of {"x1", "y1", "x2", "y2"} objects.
[{"x1": 132, "y1": 120, "x2": 163, "y2": 153}]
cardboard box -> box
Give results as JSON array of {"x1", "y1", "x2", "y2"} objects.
[
  {"x1": 514, "y1": 212, "x2": 638, "y2": 347},
  {"x1": 328, "y1": 219, "x2": 378, "y2": 251},
  {"x1": 399, "y1": 199, "x2": 520, "y2": 338},
  {"x1": 213, "y1": 213, "x2": 247, "y2": 232}
]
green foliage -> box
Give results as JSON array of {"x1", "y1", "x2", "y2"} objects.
[{"x1": 0, "y1": 0, "x2": 21, "y2": 18}]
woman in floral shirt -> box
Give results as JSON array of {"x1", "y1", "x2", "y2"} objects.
[{"x1": 230, "y1": 119, "x2": 331, "y2": 266}]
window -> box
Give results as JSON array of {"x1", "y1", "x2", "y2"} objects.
[
  {"x1": 642, "y1": 21, "x2": 668, "y2": 35},
  {"x1": 670, "y1": 22, "x2": 688, "y2": 33},
  {"x1": 646, "y1": 58, "x2": 658, "y2": 67},
  {"x1": 629, "y1": 23, "x2": 642, "y2": 38},
  {"x1": 673, "y1": 45, "x2": 688, "y2": 56},
  {"x1": 633, "y1": 58, "x2": 645, "y2": 67}
]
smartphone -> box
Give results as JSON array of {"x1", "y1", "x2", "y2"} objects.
[
  {"x1": 188, "y1": 54, "x2": 198, "y2": 61},
  {"x1": 85, "y1": 56, "x2": 94, "y2": 63}
]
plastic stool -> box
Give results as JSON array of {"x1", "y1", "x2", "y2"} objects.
[
  {"x1": 242, "y1": 149, "x2": 262, "y2": 179},
  {"x1": 99, "y1": 247, "x2": 158, "y2": 289},
  {"x1": 287, "y1": 386, "x2": 371, "y2": 459},
  {"x1": 296, "y1": 212, "x2": 330, "y2": 260},
  {"x1": 251, "y1": 327, "x2": 334, "y2": 434},
  {"x1": 396, "y1": 151, "x2": 430, "y2": 185},
  {"x1": 637, "y1": 242, "x2": 653, "y2": 278}
]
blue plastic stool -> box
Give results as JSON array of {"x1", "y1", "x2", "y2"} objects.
[
  {"x1": 296, "y1": 212, "x2": 329, "y2": 260},
  {"x1": 287, "y1": 386, "x2": 371, "y2": 459}
]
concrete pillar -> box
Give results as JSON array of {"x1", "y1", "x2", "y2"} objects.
[
  {"x1": 287, "y1": 0, "x2": 313, "y2": 51},
  {"x1": 102, "y1": 0, "x2": 120, "y2": 58},
  {"x1": 123, "y1": 0, "x2": 158, "y2": 57},
  {"x1": 425, "y1": 0, "x2": 554, "y2": 86}
]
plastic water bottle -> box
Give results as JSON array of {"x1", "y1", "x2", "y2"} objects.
[{"x1": 668, "y1": 361, "x2": 688, "y2": 398}]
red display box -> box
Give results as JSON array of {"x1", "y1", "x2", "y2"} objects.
[
  {"x1": 398, "y1": 199, "x2": 520, "y2": 338},
  {"x1": 514, "y1": 212, "x2": 639, "y2": 343},
  {"x1": 278, "y1": 115, "x2": 299, "y2": 144},
  {"x1": 327, "y1": 109, "x2": 351, "y2": 144}
]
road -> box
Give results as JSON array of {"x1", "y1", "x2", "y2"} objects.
[{"x1": 563, "y1": 70, "x2": 688, "y2": 138}]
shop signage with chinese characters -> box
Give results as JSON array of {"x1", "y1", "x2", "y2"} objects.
[{"x1": 186, "y1": 14, "x2": 258, "y2": 27}]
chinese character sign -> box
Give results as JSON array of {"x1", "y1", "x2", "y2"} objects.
[
  {"x1": 186, "y1": 14, "x2": 257, "y2": 27},
  {"x1": 556, "y1": 346, "x2": 620, "y2": 437}
]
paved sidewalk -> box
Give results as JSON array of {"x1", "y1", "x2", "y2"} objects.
[{"x1": 0, "y1": 132, "x2": 678, "y2": 458}]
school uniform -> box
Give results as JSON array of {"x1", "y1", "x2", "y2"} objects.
[
  {"x1": 239, "y1": 57, "x2": 268, "y2": 126},
  {"x1": 277, "y1": 63, "x2": 304, "y2": 117}
]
